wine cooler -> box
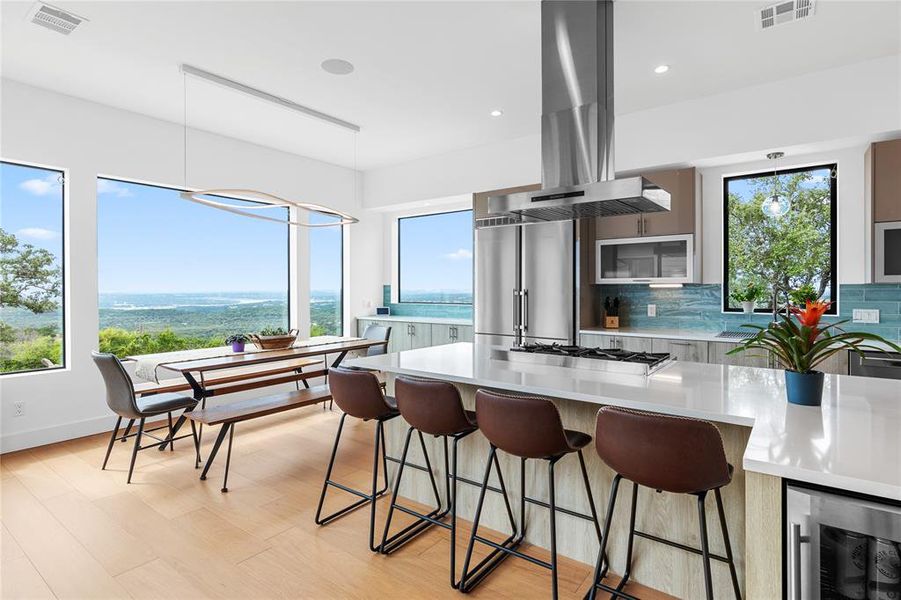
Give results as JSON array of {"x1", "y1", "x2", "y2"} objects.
[{"x1": 786, "y1": 483, "x2": 901, "y2": 599}]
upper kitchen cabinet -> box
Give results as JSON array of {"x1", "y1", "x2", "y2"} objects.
[
  {"x1": 595, "y1": 167, "x2": 697, "y2": 239},
  {"x1": 867, "y1": 139, "x2": 901, "y2": 223}
]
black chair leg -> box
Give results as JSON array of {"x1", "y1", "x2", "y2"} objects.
[
  {"x1": 380, "y1": 426, "x2": 414, "y2": 552},
  {"x1": 578, "y1": 450, "x2": 603, "y2": 544},
  {"x1": 126, "y1": 418, "x2": 145, "y2": 484},
  {"x1": 697, "y1": 492, "x2": 714, "y2": 600},
  {"x1": 587, "y1": 474, "x2": 621, "y2": 600},
  {"x1": 715, "y1": 487, "x2": 742, "y2": 600},
  {"x1": 548, "y1": 458, "x2": 559, "y2": 600},
  {"x1": 120, "y1": 418, "x2": 134, "y2": 442},
  {"x1": 167, "y1": 412, "x2": 174, "y2": 452},
  {"x1": 460, "y1": 446, "x2": 496, "y2": 592},
  {"x1": 368, "y1": 420, "x2": 384, "y2": 551},
  {"x1": 102, "y1": 417, "x2": 122, "y2": 470}
]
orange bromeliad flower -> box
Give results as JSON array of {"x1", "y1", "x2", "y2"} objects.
[{"x1": 790, "y1": 300, "x2": 832, "y2": 329}]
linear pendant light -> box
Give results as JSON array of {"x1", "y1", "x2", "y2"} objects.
[{"x1": 178, "y1": 63, "x2": 359, "y2": 226}]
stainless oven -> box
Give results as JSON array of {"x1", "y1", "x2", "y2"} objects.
[
  {"x1": 786, "y1": 483, "x2": 901, "y2": 599},
  {"x1": 875, "y1": 222, "x2": 901, "y2": 283}
]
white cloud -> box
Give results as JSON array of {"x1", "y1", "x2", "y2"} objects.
[
  {"x1": 16, "y1": 227, "x2": 60, "y2": 241},
  {"x1": 97, "y1": 179, "x2": 133, "y2": 197},
  {"x1": 19, "y1": 175, "x2": 60, "y2": 196},
  {"x1": 443, "y1": 248, "x2": 473, "y2": 261}
]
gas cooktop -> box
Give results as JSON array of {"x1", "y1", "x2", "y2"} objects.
[{"x1": 499, "y1": 343, "x2": 674, "y2": 376}]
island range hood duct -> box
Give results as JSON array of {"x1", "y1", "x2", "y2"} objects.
[{"x1": 480, "y1": 0, "x2": 671, "y2": 226}]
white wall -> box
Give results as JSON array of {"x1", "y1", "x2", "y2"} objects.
[
  {"x1": 0, "y1": 80, "x2": 383, "y2": 452},
  {"x1": 363, "y1": 54, "x2": 901, "y2": 206}
]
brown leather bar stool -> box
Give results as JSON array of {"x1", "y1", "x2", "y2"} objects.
[
  {"x1": 315, "y1": 366, "x2": 400, "y2": 551},
  {"x1": 460, "y1": 389, "x2": 602, "y2": 600},
  {"x1": 587, "y1": 406, "x2": 742, "y2": 600},
  {"x1": 379, "y1": 376, "x2": 492, "y2": 589}
]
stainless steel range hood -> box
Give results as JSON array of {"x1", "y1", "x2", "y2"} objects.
[{"x1": 481, "y1": 0, "x2": 670, "y2": 227}]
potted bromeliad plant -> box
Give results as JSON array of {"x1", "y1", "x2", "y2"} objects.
[
  {"x1": 731, "y1": 282, "x2": 766, "y2": 314},
  {"x1": 225, "y1": 333, "x2": 249, "y2": 353},
  {"x1": 728, "y1": 300, "x2": 901, "y2": 406}
]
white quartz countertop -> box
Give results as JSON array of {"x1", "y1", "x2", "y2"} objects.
[
  {"x1": 348, "y1": 342, "x2": 901, "y2": 500},
  {"x1": 356, "y1": 315, "x2": 472, "y2": 326}
]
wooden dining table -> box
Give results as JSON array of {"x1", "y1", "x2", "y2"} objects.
[{"x1": 127, "y1": 337, "x2": 387, "y2": 475}]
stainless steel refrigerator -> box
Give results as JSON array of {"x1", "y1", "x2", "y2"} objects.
[{"x1": 474, "y1": 220, "x2": 575, "y2": 347}]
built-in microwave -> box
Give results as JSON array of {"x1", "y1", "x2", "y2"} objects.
[
  {"x1": 595, "y1": 234, "x2": 694, "y2": 284},
  {"x1": 875, "y1": 222, "x2": 901, "y2": 283}
]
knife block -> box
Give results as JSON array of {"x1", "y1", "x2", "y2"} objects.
[{"x1": 604, "y1": 315, "x2": 619, "y2": 329}]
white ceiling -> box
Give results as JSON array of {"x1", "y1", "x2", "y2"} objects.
[{"x1": 2, "y1": 1, "x2": 899, "y2": 171}]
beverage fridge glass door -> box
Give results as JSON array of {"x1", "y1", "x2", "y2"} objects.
[
  {"x1": 786, "y1": 483, "x2": 901, "y2": 600},
  {"x1": 521, "y1": 220, "x2": 574, "y2": 343},
  {"x1": 474, "y1": 225, "x2": 520, "y2": 344}
]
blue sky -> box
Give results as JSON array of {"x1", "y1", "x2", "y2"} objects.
[
  {"x1": 399, "y1": 210, "x2": 473, "y2": 292},
  {"x1": 1, "y1": 162, "x2": 65, "y2": 259}
]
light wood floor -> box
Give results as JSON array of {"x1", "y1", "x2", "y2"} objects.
[{"x1": 0, "y1": 406, "x2": 674, "y2": 599}]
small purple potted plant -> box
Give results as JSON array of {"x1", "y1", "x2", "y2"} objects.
[{"x1": 225, "y1": 333, "x2": 249, "y2": 353}]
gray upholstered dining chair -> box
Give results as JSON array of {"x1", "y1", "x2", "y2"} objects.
[
  {"x1": 92, "y1": 351, "x2": 199, "y2": 483},
  {"x1": 362, "y1": 324, "x2": 391, "y2": 356}
]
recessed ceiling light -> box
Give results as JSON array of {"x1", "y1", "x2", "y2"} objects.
[
  {"x1": 654, "y1": 64, "x2": 670, "y2": 74},
  {"x1": 321, "y1": 58, "x2": 355, "y2": 76},
  {"x1": 490, "y1": 109, "x2": 503, "y2": 117}
]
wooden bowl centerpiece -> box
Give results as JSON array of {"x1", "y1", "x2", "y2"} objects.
[{"x1": 250, "y1": 328, "x2": 299, "y2": 350}]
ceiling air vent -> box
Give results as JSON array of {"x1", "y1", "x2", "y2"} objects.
[
  {"x1": 27, "y1": 2, "x2": 88, "y2": 35},
  {"x1": 757, "y1": 0, "x2": 815, "y2": 30}
]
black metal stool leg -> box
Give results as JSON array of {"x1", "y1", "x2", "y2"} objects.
[
  {"x1": 715, "y1": 487, "x2": 742, "y2": 600},
  {"x1": 379, "y1": 427, "x2": 414, "y2": 551},
  {"x1": 612, "y1": 482, "x2": 639, "y2": 596},
  {"x1": 126, "y1": 418, "x2": 145, "y2": 484},
  {"x1": 587, "y1": 474, "x2": 621, "y2": 600},
  {"x1": 102, "y1": 417, "x2": 122, "y2": 470},
  {"x1": 368, "y1": 419, "x2": 384, "y2": 552},
  {"x1": 449, "y1": 435, "x2": 460, "y2": 588},
  {"x1": 578, "y1": 450, "x2": 603, "y2": 544},
  {"x1": 167, "y1": 412, "x2": 175, "y2": 452},
  {"x1": 697, "y1": 491, "x2": 714, "y2": 600},
  {"x1": 548, "y1": 458, "x2": 559, "y2": 600},
  {"x1": 460, "y1": 446, "x2": 496, "y2": 592}
]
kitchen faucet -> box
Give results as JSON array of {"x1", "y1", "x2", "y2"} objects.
[{"x1": 771, "y1": 285, "x2": 789, "y2": 322}]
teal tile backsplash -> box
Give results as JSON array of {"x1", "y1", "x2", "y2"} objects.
[
  {"x1": 380, "y1": 285, "x2": 473, "y2": 320},
  {"x1": 593, "y1": 283, "x2": 901, "y2": 341}
]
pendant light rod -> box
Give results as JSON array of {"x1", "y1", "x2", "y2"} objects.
[{"x1": 180, "y1": 64, "x2": 361, "y2": 133}]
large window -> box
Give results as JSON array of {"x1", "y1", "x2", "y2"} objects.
[
  {"x1": 398, "y1": 210, "x2": 473, "y2": 304},
  {"x1": 1, "y1": 161, "x2": 66, "y2": 375},
  {"x1": 97, "y1": 178, "x2": 289, "y2": 357},
  {"x1": 724, "y1": 164, "x2": 837, "y2": 313},
  {"x1": 309, "y1": 212, "x2": 343, "y2": 336}
]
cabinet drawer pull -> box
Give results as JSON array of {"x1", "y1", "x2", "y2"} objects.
[{"x1": 670, "y1": 341, "x2": 693, "y2": 346}]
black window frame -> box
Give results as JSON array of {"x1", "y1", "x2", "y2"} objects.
[
  {"x1": 722, "y1": 162, "x2": 838, "y2": 314},
  {"x1": 397, "y1": 208, "x2": 473, "y2": 305},
  {"x1": 0, "y1": 160, "x2": 67, "y2": 377},
  {"x1": 308, "y1": 212, "x2": 344, "y2": 336},
  {"x1": 96, "y1": 176, "x2": 292, "y2": 336}
]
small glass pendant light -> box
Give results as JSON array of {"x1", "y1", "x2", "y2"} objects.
[{"x1": 762, "y1": 151, "x2": 790, "y2": 218}]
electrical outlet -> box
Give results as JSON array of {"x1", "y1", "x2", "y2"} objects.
[
  {"x1": 647, "y1": 304, "x2": 657, "y2": 317},
  {"x1": 852, "y1": 309, "x2": 880, "y2": 324},
  {"x1": 14, "y1": 401, "x2": 25, "y2": 417}
]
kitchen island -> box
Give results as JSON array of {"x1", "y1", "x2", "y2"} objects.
[{"x1": 348, "y1": 342, "x2": 901, "y2": 599}]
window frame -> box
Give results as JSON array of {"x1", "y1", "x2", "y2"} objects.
[
  {"x1": 397, "y1": 208, "x2": 473, "y2": 305},
  {"x1": 308, "y1": 211, "x2": 344, "y2": 336},
  {"x1": 96, "y1": 175, "x2": 292, "y2": 335},
  {"x1": 722, "y1": 162, "x2": 838, "y2": 315},
  {"x1": 0, "y1": 159, "x2": 68, "y2": 377}
]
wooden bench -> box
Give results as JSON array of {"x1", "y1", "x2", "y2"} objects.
[
  {"x1": 133, "y1": 357, "x2": 326, "y2": 397},
  {"x1": 187, "y1": 385, "x2": 333, "y2": 492}
]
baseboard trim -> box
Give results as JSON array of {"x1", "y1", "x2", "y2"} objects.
[{"x1": 0, "y1": 414, "x2": 168, "y2": 454}]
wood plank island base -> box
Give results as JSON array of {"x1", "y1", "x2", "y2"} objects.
[{"x1": 349, "y1": 342, "x2": 901, "y2": 600}]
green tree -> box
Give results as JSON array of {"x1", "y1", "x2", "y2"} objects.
[
  {"x1": 1, "y1": 228, "x2": 62, "y2": 313},
  {"x1": 727, "y1": 170, "x2": 832, "y2": 309},
  {"x1": 0, "y1": 336, "x2": 61, "y2": 372}
]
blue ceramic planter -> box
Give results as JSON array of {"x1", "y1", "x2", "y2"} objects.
[{"x1": 784, "y1": 370, "x2": 824, "y2": 406}]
